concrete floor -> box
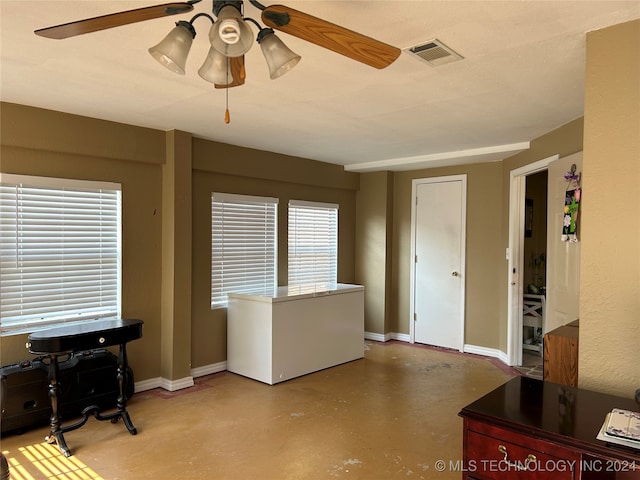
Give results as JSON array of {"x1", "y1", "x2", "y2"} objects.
[
  {"x1": 1, "y1": 341, "x2": 516, "y2": 480},
  {"x1": 515, "y1": 351, "x2": 544, "y2": 380}
]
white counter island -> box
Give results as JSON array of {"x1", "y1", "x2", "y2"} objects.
[{"x1": 227, "y1": 283, "x2": 364, "y2": 385}]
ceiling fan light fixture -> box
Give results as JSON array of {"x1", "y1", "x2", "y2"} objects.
[
  {"x1": 148, "y1": 21, "x2": 196, "y2": 75},
  {"x1": 257, "y1": 28, "x2": 300, "y2": 80},
  {"x1": 198, "y1": 47, "x2": 232, "y2": 85},
  {"x1": 210, "y1": 4, "x2": 254, "y2": 57}
]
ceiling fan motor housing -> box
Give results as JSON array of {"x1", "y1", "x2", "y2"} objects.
[{"x1": 213, "y1": 0, "x2": 243, "y2": 17}]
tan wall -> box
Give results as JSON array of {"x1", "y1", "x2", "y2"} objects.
[
  {"x1": 499, "y1": 119, "x2": 584, "y2": 352},
  {"x1": 579, "y1": 20, "x2": 640, "y2": 397},
  {"x1": 191, "y1": 138, "x2": 358, "y2": 367},
  {"x1": 160, "y1": 130, "x2": 193, "y2": 381},
  {"x1": 2, "y1": 19, "x2": 637, "y2": 396},
  {"x1": 0, "y1": 103, "x2": 359, "y2": 382},
  {"x1": 389, "y1": 162, "x2": 505, "y2": 348},
  {"x1": 354, "y1": 122, "x2": 583, "y2": 351},
  {"x1": 0, "y1": 103, "x2": 165, "y2": 381},
  {"x1": 355, "y1": 171, "x2": 393, "y2": 334}
]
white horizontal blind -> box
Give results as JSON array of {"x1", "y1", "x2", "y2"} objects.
[
  {"x1": 0, "y1": 174, "x2": 122, "y2": 335},
  {"x1": 211, "y1": 193, "x2": 278, "y2": 307},
  {"x1": 288, "y1": 200, "x2": 338, "y2": 287}
]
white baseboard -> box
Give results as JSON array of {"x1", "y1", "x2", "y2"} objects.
[
  {"x1": 365, "y1": 331, "x2": 411, "y2": 343},
  {"x1": 191, "y1": 361, "x2": 227, "y2": 379},
  {"x1": 134, "y1": 377, "x2": 163, "y2": 393},
  {"x1": 134, "y1": 362, "x2": 228, "y2": 393},
  {"x1": 364, "y1": 331, "x2": 387, "y2": 342},
  {"x1": 463, "y1": 344, "x2": 509, "y2": 365},
  {"x1": 133, "y1": 344, "x2": 507, "y2": 393},
  {"x1": 160, "y1": 376, "x2": 194, "y2": 391},
  {"x1": 134, "y1": 375, "x2": 194, "y2": 393},
  {"x1": 390, "y1": 332, "x2": 411, "y2": 342}
]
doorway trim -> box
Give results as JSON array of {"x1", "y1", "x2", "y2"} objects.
[
  {"x1": 506, "y1": 155, "x2": 558, "y2": 366},
  {"x1": 409, "y1": 174, "x2": 467, "y2": 350}
]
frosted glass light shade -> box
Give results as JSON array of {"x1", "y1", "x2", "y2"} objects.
[
  {"x1": 149, "y1": 21, "x2": 195, "y2": 75},
  {"x1": 209, "y1": 5, "x2": 254, "y2": 58},
  {"x1": 198, "y1": 47, "x2": 232, "y2": 85},
  {"x1": 258, "y1": 30, "x2": 301, "y2": 79}
]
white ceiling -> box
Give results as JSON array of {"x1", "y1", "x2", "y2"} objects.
[{"x1": 1, "y1": 1, "x2": 639, "y2": 171}]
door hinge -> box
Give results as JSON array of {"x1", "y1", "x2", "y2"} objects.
[
  {"x1": 414, "y1": 313, "x2": 417, "y2": 322},
  {"x1": 415, "y1": 254, "x2": 418, "y2": 263}
]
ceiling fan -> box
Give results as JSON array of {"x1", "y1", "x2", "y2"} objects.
[{"x1": 34, "y1": 0, "x2": 401, "y2": 90}]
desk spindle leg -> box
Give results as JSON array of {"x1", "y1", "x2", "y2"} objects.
[
  {"x1": 116, "y1": 343, "x2": 137, "y2": 435},
  {"x1": 45, "y1": 355, "x2": 71, "y2": 457}
]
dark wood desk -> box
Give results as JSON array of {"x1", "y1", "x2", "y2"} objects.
[
  {"x1": 460, "y1": 376, "x2": 640, "y2": 479},
  {"x1": 27, "y1": 318, "x2": 143, "y2": 457}
]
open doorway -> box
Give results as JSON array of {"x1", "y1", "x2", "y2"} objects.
[
  {"x1": 521, "y1": 170, "x2": 548, "y2": 377},
  {"x1": 507, "y1": 153, "x2": 582, "y2": 369},
  {"x1": 506, "y1": 155, "x2": 557, "y2": 367}
]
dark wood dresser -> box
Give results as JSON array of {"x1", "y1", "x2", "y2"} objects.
[{"x1": 459, "y1": 376, "x2": 640, "y2": 479}]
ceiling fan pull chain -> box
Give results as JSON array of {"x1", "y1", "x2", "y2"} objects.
[{"x1": 224, "y1": 56, "x2": 231, "y2": 124}]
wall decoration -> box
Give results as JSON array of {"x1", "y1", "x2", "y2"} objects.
[{"x1": 562, "y1": 164, "x2": 581, "y2": 242}]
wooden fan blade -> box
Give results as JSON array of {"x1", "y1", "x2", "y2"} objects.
[
  {"x1": 215, "y1": 56, "x2": 246, "y2": 89},
  {"x1": 261, "y1": 5, "x2": 400, "y2": 69},
  {"x1": 35, "y1": 2, "x2": 197, "y2": 39}
]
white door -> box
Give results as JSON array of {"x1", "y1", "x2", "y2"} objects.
[
  {"x1": 545, "y1": 152, "x2": 582, "y2": 332},
  {"x1": 411, "y1": 176, "x2": 466, "y2": 350}
]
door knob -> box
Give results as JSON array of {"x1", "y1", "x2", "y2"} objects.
[{"x1": 451, "y1": 271, "x2": 459, "y2": 277}]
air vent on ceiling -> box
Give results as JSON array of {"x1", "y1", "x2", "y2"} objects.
[{"x1": 405, "y1": 39, "x2": 463, "y2": 67}]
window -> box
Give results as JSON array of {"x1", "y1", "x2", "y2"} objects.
[
  {"x1": 211, "y1": 193, "x2": 278, "y2": 307},
  {"x1": 288, "y1": 200, "x2": 338, "y2": 287},
  {"x1": 0, "y1": 174, "x2": 122, "y2": 335}
]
